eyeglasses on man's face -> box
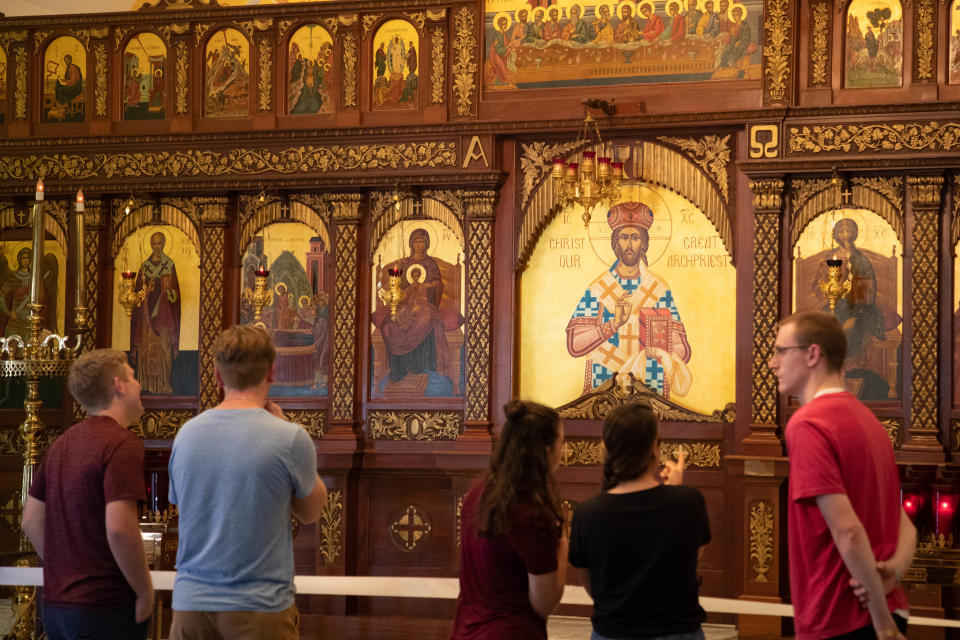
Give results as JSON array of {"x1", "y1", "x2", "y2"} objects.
[{"x1": 772, "y1": 345, "x2": 809, "y2": 356}]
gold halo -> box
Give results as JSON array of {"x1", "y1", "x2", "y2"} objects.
[
  {"x1": 636, "y1": 0, "x2": 654, "y2": 16},
  {"x1": 493, "y1": 11, "x2": 512, "y2": 30},
  {"x1": 728, "y1": 2, "x2": 747, "y2": 21},
  {"x1": 594, "y1": 2, "x2": 615, "y2": 19},
  {"x1": 513, "y1": 6, "x2": 530, "y2": 23},
  {"x1": 531, "y1": 6, "x2": 546, "y2": 20},
  {"x1": 664, "y1": 0, "x2": 682, "y2": 13},
  {"x1": 546, "y1": 4, "x2": 562, "y2": 18},
  {"x1": 565, "y1": 2, "x2": 584, "y2": 18},
  {"x1": 405, "y1": 262, "x2": 427, "y2": 284},
  {"x1": 616, "y1": 0, "x2": 638, "y2": 18},
  {"x1": 274, "y1": 282, "x2": 288, "y2": 295},
  {"x1": 298, "y1": 294, "x2": 311, "y2": 308}
]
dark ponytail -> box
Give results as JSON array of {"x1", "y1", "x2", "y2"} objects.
[
  {"x1": 601, "y1": 403, "x2": 659, "y2": 492},
  {"x1": 477, "y1": 400, "x2": 562, "y2": 537}
]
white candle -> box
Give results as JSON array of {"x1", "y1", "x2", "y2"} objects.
[
  {"x1": 75, "y1": 189, "x2": 85, "y2": 316},
  {"x1": 29, "y1": 179, "x2": 44, "y2": 307}
]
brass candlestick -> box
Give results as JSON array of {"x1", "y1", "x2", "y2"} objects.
[
  {"x1": 377, "y1": 266, "x2": 404, "y2": 320},
  {"x1": 242, "y1": 267, "x2": 273, "y2": 325},
  {"x1": 820, "y1": 258, "x2": 851, "y2": 312}
]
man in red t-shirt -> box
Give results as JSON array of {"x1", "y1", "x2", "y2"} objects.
[
  {"x1": 769, "y1": 311, "x2": 916, "y2": 640},
  {"x1": 22, "y1": 349, "x2": 154, "y2": 640}
]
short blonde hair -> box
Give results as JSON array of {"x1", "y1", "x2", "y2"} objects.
[
  {"x1": 213, "y1": 325, "x2": 276, "y2": 390},
  {"x1": 68, "y1": 349, "x2": 128, "y2": 412}
]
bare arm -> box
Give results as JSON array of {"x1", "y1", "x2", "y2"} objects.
[
  {"x1": 528, "y1": 533, "x2": 568, "y2": 619},
  {"x1": 105, "y1": 499, "x2": 154, "y2": 623},
  {"x1": 290, "y1": 476, "x2": 328, "y2": 525},
  {"x1": 817, "y1": 494, "x2": 903, "y2": 640},
  {"x1": 851, "y1": 508, "x2": 917, "y2": 601},
  {"x1": 21, "y1": 497, "x2": 44, "y2": 560},
  {"x1": 572, "y1": 565, "x2": 591, "y2": 599}
]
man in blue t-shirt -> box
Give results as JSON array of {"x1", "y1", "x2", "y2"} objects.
[{"x1": 169, "y1": 325, "x2": 327, "y2": 639}]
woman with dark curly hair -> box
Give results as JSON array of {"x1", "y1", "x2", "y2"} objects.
[
  {"x1": 569, "y1": 403, "x2": 708, "y2": 640},
  {"x1": 450, "y1": 400, "x2": 567, "y2": 640}
]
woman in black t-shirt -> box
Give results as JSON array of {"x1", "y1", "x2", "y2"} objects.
[{"x1": 569, "y1": 403, "x2": 710, "y2": 640}]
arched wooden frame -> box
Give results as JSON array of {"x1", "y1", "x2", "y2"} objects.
[
  {"x1": 516, "y1": 139, "x2": 733, "y2": 271},
  {"x1": 238, "y1": 197, "x2": 331, "y2": 259},
  {"x1": 369, "y1": 18, "x2": 421, "y2": 111},
  {"x1": 790, "y1": 180, "x2": 904, "y2": 247},
  {"x1": 40, "y1": 34, "x2": 87, "y2": 124},
  {"x1": 112, "y1": 201, "x2": 200, "y2": 259},
  {"x1": 118, "y1": 30, "x2": 169, "y2": 120},
  {"x1": 840, "y1": 0, "x2": 904, "y2": 88},
  {"x1": 369, "y1": 195, "x2": 464, "y2": 264},
  {"x1": 283, "y1": 23, "x2": 336, "y2": 116},
  {"x1": 0, "y1": 202, "x2": 68, "y2": 248}
]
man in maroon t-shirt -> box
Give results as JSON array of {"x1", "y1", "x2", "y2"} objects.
[
  {"x1": 22, "y1": 349, "x2": 154, "y2": 640},
  {"x1": 769, "y1": 311, "x2": 916, "y2": 640}
]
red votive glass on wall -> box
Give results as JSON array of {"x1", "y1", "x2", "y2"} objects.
[
  {"x1": 901, "y1": 488, "x2": 926, "y2": 526},
  {"x1": 934, "y1": 486, "x2": 959, "y2": 545}
]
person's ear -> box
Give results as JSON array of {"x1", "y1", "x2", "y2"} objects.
[
  {"x1": 807, "y1": 343, "x2": 823, "y2": 367},
  {"x1": 266, "y1": 362, "x2": 276, "y2": 384},
  {"x1": 213, "y1": 368, "x2": 225, "y2": 390}
]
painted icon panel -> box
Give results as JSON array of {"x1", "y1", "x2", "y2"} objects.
[
  {"x1": 288, "y1": 24, "x2": 334, "y2": 115},
  {"x1": 793, "y1": 209, "x2": 903, "y2": 401},
  {"x1": 0, "y1": 47, "x2": 6, "y2": 125},
  {"x1": 483, "y1": 0, "x2": 761, "y2": 91},
  {"x1": 0, "y1": 240, "x2": 64, "y2": 337},
  {"x1": 240, "y1": 222, "x2": 331, "y2": 398},
  {"x1": 519, "y1": 184, "x2": 736, "y2": 415},
  {"x1": 205, "y1": 28, "x2": 250, "y2": 117},
  {"x1": 370, "y1": 220, "x2": 465, "y2": 399},
  {"x1": 951, "y1": 1, "x2": 960, "y2": 83},
  {"x1": 372, "y1": 20, "x2": 419, "y2": 110},
  {"x1": 112, "y1": 225, "x2": 200, "y2": 397},
  {"x1": 43, "y1": 36, "x2": 85, "y2": 123},
  {"x1": 844, "y1": 0, "x2": 902, "y2": 88},
  {"x1": 123, "y1": 32, "x2": 167, "y2": 120}
]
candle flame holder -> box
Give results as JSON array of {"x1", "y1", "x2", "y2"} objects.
[
  {"x1": 242, "y1": 268, "x2": 273, "y2": 326},
  {"x1": 551, "y1": 113, "x2": 623, "y2": 226},
  {"x1": 378, "y1": 266, "x2": 404, "y2": 320},
  {"x1": 117, "y1": 271, "x2": 146, "y2": 319},
  {"x1": 820, "y1": 259, "x2": 851, "y2": 313}
]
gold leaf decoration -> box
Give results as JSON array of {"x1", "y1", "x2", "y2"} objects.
[
  {"x1": 362, "y1": 15, "x2": 382, "y2": 39},
  {"x1": 342, "y1": 32, "x2": 357, "y2": 108},
  {"x1": 176, "y1": 41, "x2": 189, "y2": 114},
  {"x1": 810, "y1": 2, "x2": 829, "y2": 86},
  {"x1": 749, "y1": 501, "x2": 774, "y2": 582},
  {"x1": 561, "y1": 440, "x2": 604, "y2": 466},
  {"x1": 404, "y1": 12, "x2": 426, "y2": 33},
  {"x1": 368, "y1": 410, "x2": 462, "y2": 440},
  {"x1": 427, "y1": 9, "x2": 447, "y2": 21},
  {"x1": 558, "y1": 374, "x2": 734, "y2": 423},
  {"x1": 456, "y1": 494, "x2": 464, "y2": 547},
  {"x1": 257, "y1": 38, "x2": 272, "y2": 112},
  {"x1": 0, "y1": 143, "x2": 457, "y2": 181},
  {"x1": 466, "y1": 208, "x2": 495, "y2": 422},
  {"x1": 318, "y1": 490, "x2": 342, "y2": 564},
  {"x1": 750, "y1": 179, "x2": 784, "y2": 425},
  {"x1": 332, "y1": 217, "x2": 359, "y2": 421},
  {"x1": 657, "y1": 135, "x2": 730, "y2": 202},
  {"x1": 431, "y1": 27, "x2": 445, "y2": 104},
  {"x1": 115, "y1": 25, "x2": 134, "y2": 51},
  {"x1": 789, "y1": 122, "x2": 960, "y2": 154},
  {"x1": 278, "y1": 19, "x2": 295, "y2": 37},
  {"x1": 453, "y1": 7, "x2": 477, "y2": 117},
  {"x1": 519, "y1": 140, "x2": 585, "y2": 212},
  {"x1": 286, "y1": 410, "x2": 326, "y2": 439},
  {"x1": 880, "y1": 419, "x2": 900, "y2": 449},
  {"x1": 131, "y1": 410, "x2": 196, "y2": 439},
  {"x1": 95, "y1": 43, "x2": 108, "y2": 117},
  {"x1": 915, "y1": 0, "x2": 934, "y2": 81},
  {"x1": 390, "y1": 504, "x2": 432, "y2": 552},
  {"x1": 660, "y1": 441, "x2": 722, "y2": 468},
  {"x1": 15, "y1": 48, "x2": 26, "y2": 120},
  {"x1": 34, "y1": 31, "x2": 50, "y2": 51},
  {"x1": 199, "y1": 218, "x2": 226, "y2": 410},
  {"x1": 195, "y1": 23, "x2": 210, "y2": 46},
  {"x1": 763, "y1": 0, "x2": 792, "y2": 105},
  {"x1": 0, "y1": 428, "x2": 23, "y2": 456}
]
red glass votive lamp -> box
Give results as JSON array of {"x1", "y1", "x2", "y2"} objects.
[
  {"x1": 934, "y1": 487, "x2": 959, "y2": 543},
  {"x1": 565, "y1": 162, "x2": 579, "y2": 181},
  {"x1": 901, "y1": 489, "x2": 926, "y2": 526},
  {"x1": 552, "y1": 157, "x2": 566, "y2": 179},
  {"x1": 255, "y1": 265, "x2": 269, "y2": 278},
  {"x1": 611, "y1": 161, "x2": 624, "y2": 179},
  {"x1": 121, "y1": 270, "x2": 135, "y2": 281},
  {"x1": 597, "y1": 156, "x2": 611, "y2": 180}
]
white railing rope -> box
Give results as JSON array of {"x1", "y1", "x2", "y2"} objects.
[{"x1": 1, "y1": 568, "x2": 957, "y2": 628}]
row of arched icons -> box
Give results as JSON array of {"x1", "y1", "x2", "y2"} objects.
[{"x1": 15, "y1": 18, "x2": 422, "y2": 125}]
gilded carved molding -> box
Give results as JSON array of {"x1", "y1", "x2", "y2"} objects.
[
  {"x1": 131, "y1": 410, "x2": 196, "y2": 439},
  {"x1": 94, "y1": 43, "x2": 108, "y2": 118},
  {"x1": 789, "y1": 122, "x2": 960, "y2": 154},
  {"x1": 257, "y1": 38, "x2": 272, "y2": 112},
  {"x1": 790, "y1": 177, "x2": 904, "y2": 247},
  {"x1": 362, "y1": 15, "x2": 383, "y2": 39},
  {"x1": 198, "y1": 203, "x2": 227, "y2": 410},
  {"x1": 195, "y1": 24, "x2": 211, "y2": 46},
  {"x1": 557, "y1": 375, "x2": 735, "y2": 424},
  {"x1": 656, "y1": 135, "x2": 730, "y2": 203},
  {"x1": 390, "y1": 504, "x2": 432, "y2": 552},
  {"x1": 453, "y1": 7, "x2": 477, "y2": 117},
  {"x1": 561, "y1": 438, "x2": 721, "y2": 469},
  {"x1": 427, "y1": 9, "x2": 447, "y2": 22},
  {"x1": 953, "y1": 179, "x2": 960, "y2": 251},
  {"x1": 286, "y1": 410, "x2": 326, "y2": 440},
  {"x1": 431, "y1": 26, "x2": 445, "y2": 105},
  {"x1": 456, "y1": 494, "x2": 464, "y2": 548},
  {"x1": 519, "y1": 140, "x2": 585, "y2": 213},
  {"x1": 762, "y1": 0, "x2": 792, "y2": 105},
  {"x1": 953, "y1": 421, "x2": 960, "y2": 451},
  {"x1": 175, "y1": 41, "x2": 189, "y2": 114},
  {"x1": 880, "y1": 419, "x2": 901, "y2": 449},
  {"x1": 750, "y1": 179, "x2": 783, "y2": 426},
  {"x1": 0, "y1": 31, "x2": 27, "y2": 53},
  {"x1": 332, "y1": 220, "x2": 358, "y2": 421},
  {"x1": 114, "y1": 25, "x2": 134, "y2": 51},
  {"x1": 0, "y1": 143, "x2": 457, "y2": 182},
  {"x1": 278, "y1": 19, "x2": 295, "y2": 37},
  {"x1": 810, "y1": 2, "x2": 829, "y2": 87},
  {"x1": 367, "y1": 410, "x2": 462, "y2": 440},
  {"x1": 343, "y1": 32, "x2": 358, "y2": 108},
  {"x1": 466, "y1": 217, "x2": 493, "y2": 422},
  {"x1": 404, "y1": 11, "x2": 426, "y2": 33},
  {"x1": 908, "y1": 176, "x2": 943, "y2": 444},
  {"x1": 318, "y1": 490, "x2": 343, "y2": 564},
  {"x1": 749, "y1": 501, "x2": 774, "y2": 582},
  {"x1": 914, "y1": 0, "x2": 934, "y2": 82},
  {"x1": 14, "y1": 47, "x2": 27, "y2": 121}
]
